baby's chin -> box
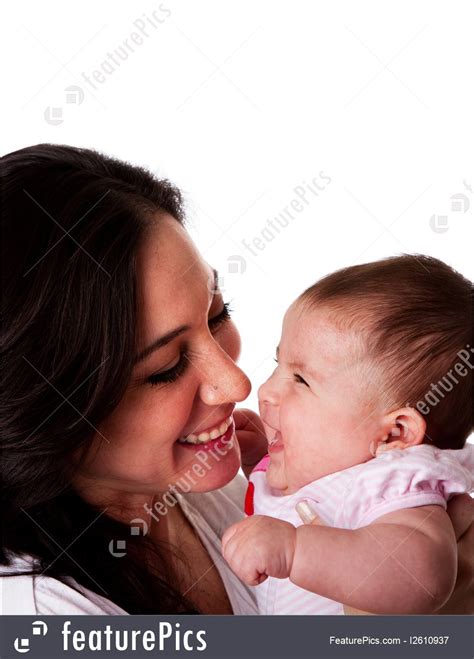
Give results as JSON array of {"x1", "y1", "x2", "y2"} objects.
[
  {"x1": 265, "y1": 462, "x2": 289, "y2": 492},
  {"x1": 266, "y1": 461, "x2": 310, "y2": 495}
]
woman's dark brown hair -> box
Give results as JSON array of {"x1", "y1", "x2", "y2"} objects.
[{"x1": 1, "y1": 143, "x2": 198, "y2": 612}]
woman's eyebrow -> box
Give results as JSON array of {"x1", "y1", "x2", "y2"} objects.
[
  {"x1": 133, "y1": 268, "x2": 219, "y2": 365},
  {"x1": 133, "y1": 325, "x2": 190, "y2": 365}
]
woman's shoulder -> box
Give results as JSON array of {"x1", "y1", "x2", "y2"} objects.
[{"x1": 0, "y1": 554, "x2": 126, "y2": 615}]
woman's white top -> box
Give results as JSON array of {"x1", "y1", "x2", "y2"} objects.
[{"x1": 0, "y1": 474, "x2": 257, "y2": 615}]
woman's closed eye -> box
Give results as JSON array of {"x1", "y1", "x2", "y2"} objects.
[
  {"x1": 208, "y1": 300, "x2": 233, "y2": 331},
  {"x1": 146, "y1": 301, "x2": 233, "y2": 386}
]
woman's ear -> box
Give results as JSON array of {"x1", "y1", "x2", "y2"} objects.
[{"x1": 376, "y1": 407, "x2": 426, "y2": 454}]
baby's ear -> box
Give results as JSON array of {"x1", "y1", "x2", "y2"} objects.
[{"x1": 376, "y1": 407, "x2": 426, "y2": 454}]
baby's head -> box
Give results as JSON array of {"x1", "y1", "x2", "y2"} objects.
[{"x1": 258, "y1": 255, "x2": 473, "y2": 493}]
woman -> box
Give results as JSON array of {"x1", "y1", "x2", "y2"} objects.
[{"x1": 1, "y1": 144, "x2": 472, "y2": 615}]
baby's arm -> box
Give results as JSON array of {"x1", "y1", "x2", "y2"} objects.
[
  {"x1": 291, "y1": 505, "x2": 457, "y2": 614},
  {"x1": 222, "y1": 505, "x2": 457, "y2": 614}
]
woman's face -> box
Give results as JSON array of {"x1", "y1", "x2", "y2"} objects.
[{"x1": 76, "y1": 214, "x2": 251, "y2": 499}]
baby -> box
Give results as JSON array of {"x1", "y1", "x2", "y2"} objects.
[{"x1": 222, "y1": 255, "x2": 473, "y2": 614}]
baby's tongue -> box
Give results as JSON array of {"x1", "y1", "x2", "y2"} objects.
[{"x1": 269, "y1": 430, "x2": 282, "y2": 446}]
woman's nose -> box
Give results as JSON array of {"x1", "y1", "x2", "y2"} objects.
[{"x1": 199, "y1": 349, "x2": 251, "y2": 405}]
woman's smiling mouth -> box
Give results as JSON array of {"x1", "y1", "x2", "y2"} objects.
[{"x1": 178, "y1": 415, "x2": 234, "y2": 448}]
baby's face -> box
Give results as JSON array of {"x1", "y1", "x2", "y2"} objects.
[{"x1": 258, "y1": 301, "x2": 384, "y2": 494}]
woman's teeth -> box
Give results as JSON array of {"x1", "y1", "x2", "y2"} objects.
[{"x1": 178, "y1": 416, "x2": 233, "y2": 444}]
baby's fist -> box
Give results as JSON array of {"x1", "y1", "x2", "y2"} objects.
[{"x1": 222, "y1": 515, "x2": 296, "y2": 586}]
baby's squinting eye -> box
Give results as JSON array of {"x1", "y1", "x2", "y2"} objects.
[
  {"x1": 294, "y1": 373, "x2": 309, "y2": 387},
  {"x1": 273, "y1": 359, "x2": 309, "y2": 387}
]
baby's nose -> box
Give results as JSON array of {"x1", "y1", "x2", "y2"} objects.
[{"x1": 257, "y1": 376, "x2": 279, "y2": 406}]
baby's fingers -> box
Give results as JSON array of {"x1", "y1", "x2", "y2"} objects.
[
  {"x1": 246, "y1": 571, "x2": 268, "y2": 586},
  {"x1": 222, "y1": 522, "x2": 240, "y2": 553},
  {"x1": 296, "y1": 499, "x2": 324, "y2": 525},
  {"x1": 222, "y1": 524, "x2": 267, "y2": 586},
  {"x1": 230, "y1": 551, "x2": 268, "y2": 586}
]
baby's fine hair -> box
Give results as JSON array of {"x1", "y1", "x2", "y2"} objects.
[{"x1": 298, "y1": 255, "x2": 473, "y2": 449}]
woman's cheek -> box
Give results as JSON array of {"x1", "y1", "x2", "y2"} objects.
[{"x1": 149, "y1": 380, "x2": 197, "y2": 436}]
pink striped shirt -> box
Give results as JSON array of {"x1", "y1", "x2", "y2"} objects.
[{"x1": 247, "y1": 443, "x2": 474, "y2": 614}]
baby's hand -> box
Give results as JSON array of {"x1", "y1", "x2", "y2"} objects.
[{"x1": 222, "y1": 515, "x2": 296, "y2": 585}]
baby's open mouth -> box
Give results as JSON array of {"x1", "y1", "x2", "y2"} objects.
[
  {"x1": 268, "y1": 430, "x2": 283, "y2": 451},
  {"x1": 177, "y1": 416, "x2": 233, "y2": 445}
]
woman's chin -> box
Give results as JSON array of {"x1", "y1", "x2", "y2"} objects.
[{"x1": 174, "y1": 434, "x2": 242, "y2": 493}]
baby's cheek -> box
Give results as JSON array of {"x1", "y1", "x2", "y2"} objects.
[{"x1": 282, "y1": 404, "x2": 307, "y2": 439}]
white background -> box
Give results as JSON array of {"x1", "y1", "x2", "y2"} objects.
[{"x1": 1, "y1": 0, "x2": 472, "y2": 440}]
